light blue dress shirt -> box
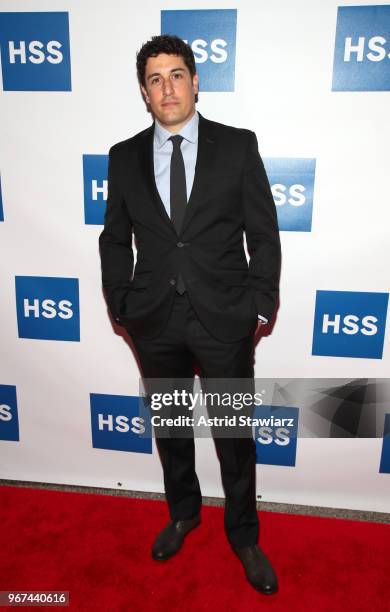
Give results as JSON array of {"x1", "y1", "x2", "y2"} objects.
[
  {"x1": 152, "y1": 111, "x2": 267, "y2": 325},
  {"x1": 154, "y1": 110, "x2": 198, "y2": 215}
]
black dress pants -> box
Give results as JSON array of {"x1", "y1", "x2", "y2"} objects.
[{"x1": 130, "y1": 291, "x2": 259, "y2": 549}]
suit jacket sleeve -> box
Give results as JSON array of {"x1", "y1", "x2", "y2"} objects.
[
  {"x1": 242, "y1": 132, "x2": 281, "y2": 321},
  {"x1": 99, "y1": 145, "x2": 134, "y2": 323}
]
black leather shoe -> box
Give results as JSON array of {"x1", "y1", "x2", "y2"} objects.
[
  {"x1": 232, "y1": 545, "x2": 278, "y2": 594},
  {"x1": 151, "y1": 514, "x2": 201, "y2": 560}
]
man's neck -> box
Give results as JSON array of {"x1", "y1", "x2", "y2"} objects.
[{"x1": 156, "y1": 108, "x2": 196, "y2": 134}]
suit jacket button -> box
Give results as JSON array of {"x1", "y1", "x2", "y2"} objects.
[
  {"x1": 177, "y1": 241, "x2": 184, "y2": 248},
  {"x1": 169, "y1": 278, "x2": 176, "y2": 285}
]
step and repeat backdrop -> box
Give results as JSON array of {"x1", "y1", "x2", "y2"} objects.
[{"x1": 0, "y1": 1, "x2": 389, "y2": 513}]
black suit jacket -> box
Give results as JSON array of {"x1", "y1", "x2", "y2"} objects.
[{"x1": 99, "y1": 112, "x2": 281, "y2": 342}]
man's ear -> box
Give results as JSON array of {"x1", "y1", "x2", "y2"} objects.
[
  {"x1": 141, "y1": 84, "x2": 150, "y2": 104},
  {"x1": 193, "y1": 73, "x2": 199, "y2": 95}
]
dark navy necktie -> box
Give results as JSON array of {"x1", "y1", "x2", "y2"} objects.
[
  {"x1": 169, "y1": 135, "x2": 187, "y2": 294},
  {"x1": 169, "y1": 135, "x2": 187, "y2": 234}
]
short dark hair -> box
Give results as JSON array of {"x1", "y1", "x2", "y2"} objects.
[{"x1": 136, "y1": 34, "x2": 196, "y2": 87}]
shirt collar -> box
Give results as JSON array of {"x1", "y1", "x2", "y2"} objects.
[{"x1": 154, "y1": 110, "x2": 199, "y2": 149}]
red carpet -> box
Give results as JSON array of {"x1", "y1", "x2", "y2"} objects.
[{"x1": 0, "y1": 485, "x2": 389, "y2": 611}]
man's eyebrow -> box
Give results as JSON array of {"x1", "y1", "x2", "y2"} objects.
[{"x1": 146, "y1": 68, "x2": 185, "y2": 81}]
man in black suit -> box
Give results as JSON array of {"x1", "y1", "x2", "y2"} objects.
[{"x1": 99, "y1": 35, "x2": 281, "y2": 595}]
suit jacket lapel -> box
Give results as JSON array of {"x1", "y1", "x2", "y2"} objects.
[
  {"x1": 138, "y1": 123, "x2": 177, "y2": 235},
  {"x1": 181, "y1": 112, "x2": 216, "y2": 235}
]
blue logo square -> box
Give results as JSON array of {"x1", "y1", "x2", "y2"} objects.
[
  {"x1": 83, "y1": 154, "x2": 108, "y2": 225},
  {"x1": 15, "y1": 276, "x2": 80, "y2": 341},
  {"x1": 0, "y1": 385, "x2": 19, "y2": 441},
  {"x1": 161, "y1": 9, "x2": 237, "y2": 91},
  {"x1": 332, "y1": 6, "x2": 390, "y2": 91},
  {"x1": 0, "y1": 12, "x2": 71, "y2": 91},
  {"x1": 312, "y1": 291, "x2": 389, "y2": 359},
  {"x1": 379, "y1": 413, "x2": 390, "y2": 474},
  {"x1": 253, "y1": 405, "x2": 299, "y2": 467},
  {"x1": 264, "y1": 158, "x2": 315, "y2": 232},
  {"x1": 90, "y1": 393, "x2": 152, "y2": 454}
]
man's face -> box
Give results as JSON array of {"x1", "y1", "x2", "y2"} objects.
[{"x1": 141, "y1": 53, "x2": 198, "y2": 133}]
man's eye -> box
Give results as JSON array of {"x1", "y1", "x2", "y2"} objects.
[
  {"x1": 151, "y1": 77, "x2": 160, "y2": 85},
  {"x1": 172, "y1": 73, "x2": 182, "y2": 79}
]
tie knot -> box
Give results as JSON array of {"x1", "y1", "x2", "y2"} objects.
[{"x1": 169, "y1": 134, "x2": 184, "y2": 149}]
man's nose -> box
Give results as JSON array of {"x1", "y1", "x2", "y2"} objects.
[{"x1": 162, "y1": 77, "x2": 174, "y2": 96}]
